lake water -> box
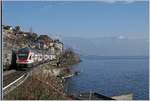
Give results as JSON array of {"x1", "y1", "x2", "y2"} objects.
[{"x1": 65, "y1": 56, "x2": 149, "y2": 100}]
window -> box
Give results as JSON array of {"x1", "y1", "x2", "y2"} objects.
[
  {"x1": 18, "y1": 53, "x2": 28, "y2": 59},
  {"x1": 29, "y1": 55, "x2": 32, "y2": 60}
]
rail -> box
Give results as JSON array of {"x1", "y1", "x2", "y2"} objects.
[
  {"x1": 3, "y1": 60, "x2": 54, "y2": 97},
  {"x1": 3, "y1": 73, "x2": 29, "y2": 96},
  {"x1": 3, "y1": 60, "x2": 51, "y2": 96}
]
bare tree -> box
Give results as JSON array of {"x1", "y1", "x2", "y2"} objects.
[{"x1": 14, "y1": 26, "x2": 21, "y2": 34}]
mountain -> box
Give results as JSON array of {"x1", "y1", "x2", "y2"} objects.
[{"x1": 62, "y1": 36, "x2": 149, "y2": 56}]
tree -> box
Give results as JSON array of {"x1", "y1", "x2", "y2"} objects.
[
  {"x1": 3, "y1": 25, "x2": 12, "y2": 30},
  {"x1": 14, "y1": 26, "x2": 21, "y2": 33}
]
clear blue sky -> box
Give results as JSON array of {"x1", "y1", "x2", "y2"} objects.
[{"x1": 2, "y1": 1, "x2": 149, "y2": 38}]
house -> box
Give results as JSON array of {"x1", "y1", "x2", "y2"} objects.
[
  {"x1": 54, "y1": 39, "x2": 64, "y2": 53},
  {"x1": 49, "y1": 46, "x2": 55, "y2": 55},
  {"x1": 3, "y1": 25, "x2": 13, "y2": 33},
  {"x1": 49, "y1": 42, "x2": 54, "y2": 47},
  {"x1": 37, "y1": 35, "x2": 54, "y2": 49},
  {"x1": 37, "y1": 40, "x2": 49, "y2": 49}
]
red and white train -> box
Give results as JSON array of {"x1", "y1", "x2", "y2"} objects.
[{"x1": 16, "y1": 47, "x2": 56, "y2": 67}]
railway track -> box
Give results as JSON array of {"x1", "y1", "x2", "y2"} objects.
[
  {"x1": 3, "y1": 73, "x2": 29, "y2": 96},
  {"x1": 3, "y1": 60, "x2": 51, "y2": 96},
  {"x1": 3, "y1": 71, "x2": 26, "y2": 87}
]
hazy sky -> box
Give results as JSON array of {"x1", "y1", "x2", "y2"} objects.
[{"x1": 3, "y1": 1, "x2": 149, "y2": 38}]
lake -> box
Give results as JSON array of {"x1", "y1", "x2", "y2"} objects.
[{"x1": 65, "y1": 56, "x2": 149, "y2": 100}]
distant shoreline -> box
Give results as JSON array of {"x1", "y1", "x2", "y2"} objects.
[{"x1": 81, "y1": 55, "x2": 149, "y2": 60}]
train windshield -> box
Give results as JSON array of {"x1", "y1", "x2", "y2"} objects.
[
  {"x1": 17, "y1": 47, "x2": 30, "y2": 59},
  {"x1": 18, "y1": 53, "x2": 28, "y2": 59}
]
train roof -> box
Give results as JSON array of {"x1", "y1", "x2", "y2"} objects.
[{"x1": 18, "y1": 47, "x2": 30, "y2": 52}]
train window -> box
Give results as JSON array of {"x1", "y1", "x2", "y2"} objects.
[
  {"x1": 29, "y1": 56, "x2": 31, "y2": 60},
  {"x1": 18, "y1": 54, "x2": 28, "y2": 59}
]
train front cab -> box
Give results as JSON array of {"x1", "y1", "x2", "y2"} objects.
[{"x1": 16, "y1": 49, "x2": 34, "y2": 68}]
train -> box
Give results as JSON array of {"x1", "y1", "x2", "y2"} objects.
[
  {"x1": 3, "y1": 47, "x2": 56, "y2": 69},
  {"x1": 16, "y1": 47, "x2": 56, "y2": 67}
]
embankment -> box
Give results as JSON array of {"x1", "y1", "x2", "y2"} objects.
[{"x1": 4, "y1": 52, "x2": 80, "y2": 100}]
